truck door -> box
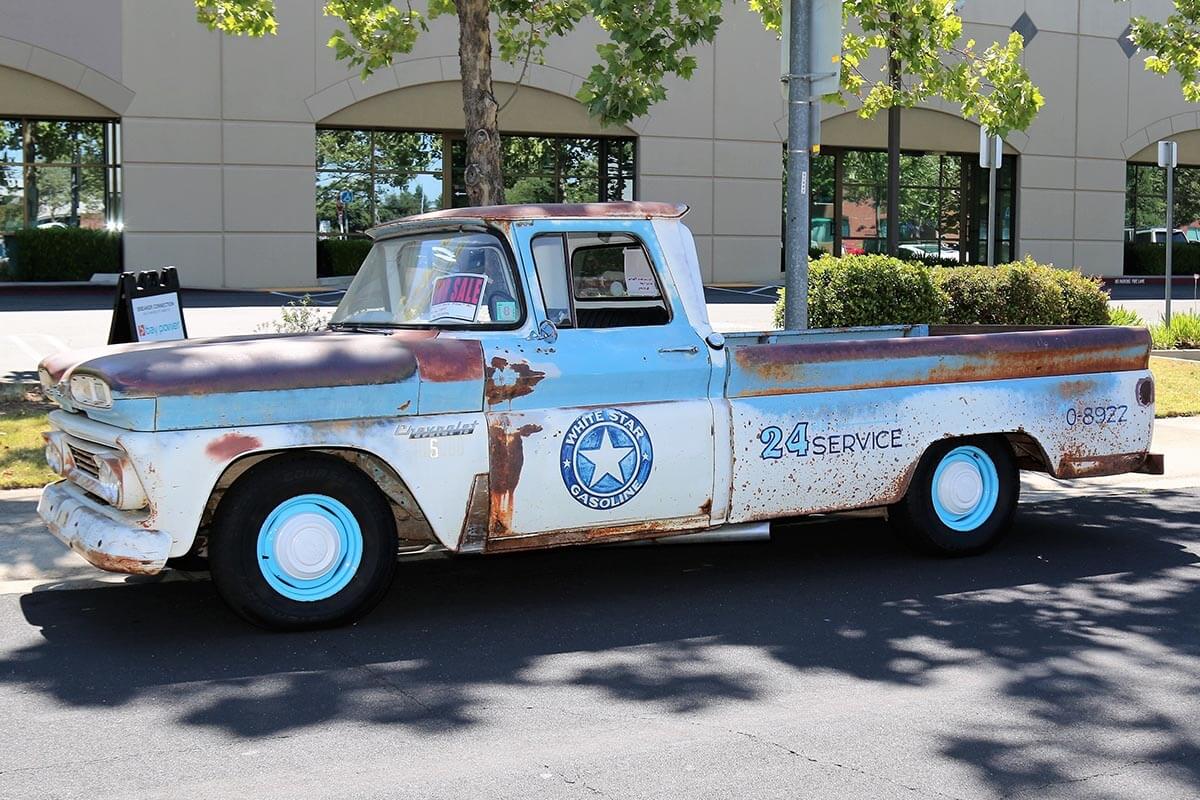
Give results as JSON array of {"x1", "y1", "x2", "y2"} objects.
[{"x1": 482, "y1": 221, "x2": 716, "y2": 548}]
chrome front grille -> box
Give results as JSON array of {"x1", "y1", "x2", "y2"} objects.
[{"x1": 67, "y1": 443, "x2": 101, "y2": 479}]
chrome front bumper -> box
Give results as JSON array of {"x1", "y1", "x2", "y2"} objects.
[{"x1": 37, "y1": 481, "x2": 171, "y2": 575}]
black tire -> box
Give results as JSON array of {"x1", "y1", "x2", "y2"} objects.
[
  {"x1": 209, "y1": 454, "x2": 398, "y2": 630},
  {"x1": 890, "y1": 435, "x2": 1018, "y2": 557}
]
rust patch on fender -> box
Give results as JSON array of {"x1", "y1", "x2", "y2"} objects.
[
  {"x1": 1055, "y1": 451, "x2": 1150, "y2": 479},
  {"x1": 1056, "y1": 378, "x2": 1099, "y2": 399},
  {"x1": 205, "y1": 432, "x2": 262, "y2": 461},
  {"x1": 409, "y1": 337, "x2": 484, "y2": 383},
  {"x1": 457, "y1": 474, "x2": 491, "y2": 552},
  {"x1": 698, "y1": 498, "x2": 713, "y2": 517},
  {"x1": 79, "y1": 547, "x2": 161, "y2": 575},
  {"x1": 484, "y1": 356, "x2": 546, "y2": 407},
  {"x1": 487, "y1": 417, "x2": 543, "y2": 537}
]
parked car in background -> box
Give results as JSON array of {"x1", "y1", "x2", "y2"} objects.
[
  {"x1": 1133, "y1": 228, "x2": 1190, "y2": 245},
  {"x1": 898, "y1": 242, "x2": 962, "y2": 262}
]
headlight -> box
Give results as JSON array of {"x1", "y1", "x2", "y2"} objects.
[
  {"x1": 43, "y1": 432, "x2": 64, "y2": 473},
  {"x1": 69, "y1": 375, "x2": 113, "y2": 409}
]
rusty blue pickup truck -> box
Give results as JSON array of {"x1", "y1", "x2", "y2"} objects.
[{"x1": 37, "y1": 202, "x2": 1160, "y2": 629}]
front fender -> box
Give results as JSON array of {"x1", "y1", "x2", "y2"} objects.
[{"x1": 49, "y1": 410, "x2": 490, "y2": 557}]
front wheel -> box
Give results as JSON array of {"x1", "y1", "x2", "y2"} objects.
[
  {"x1": 209, "y1": 454, "x2": 398, "y2": 630},
  {"x1": 890, "y1": 436, "x2": 1018, "y2": 556}
]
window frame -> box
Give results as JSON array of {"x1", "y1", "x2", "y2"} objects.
[
  {"x1": 530, "y1": 232, "x2": 578, "y2": 328},
  {"x1": 0, "y1": 115, "x2": 121, "y2": 232},
  {"x1": 316, "y1": 125, "x2": 639, "y2": 240},
  {"x1": 333, "y1": 225, "x2": 530, "y2": 332},
  {"x1": 797, "y1": 145, "x2": 1018, "y2": 266}
]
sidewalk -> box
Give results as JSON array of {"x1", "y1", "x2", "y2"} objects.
[{"x1": 2, "y1": 417, "x2": 1196, "y2": 595}]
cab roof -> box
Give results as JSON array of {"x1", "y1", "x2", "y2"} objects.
[{"x1": 369, "y1": 202, "x2": 689, "y2": 239}]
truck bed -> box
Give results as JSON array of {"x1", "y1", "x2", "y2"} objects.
[{"x1": 723, "y1": 325, "x2": 1151, "y2": 398}]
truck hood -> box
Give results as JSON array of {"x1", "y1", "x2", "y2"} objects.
[{"x1": 40, "y1": 330, "x2": 484, "y2": 430}]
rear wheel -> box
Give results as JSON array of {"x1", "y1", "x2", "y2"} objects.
[
  {"x1": 209, "y1": 454, "x2": 398, "y2": 630},
  {"x1": 890, "y1": 436, "x2": 1018, "y2": 556}
]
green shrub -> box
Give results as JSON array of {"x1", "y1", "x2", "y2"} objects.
[
  {"x1": 316, "y1": 238, "x2": 373, "y2": 277},
  {"x1": 1050, "y1": 268, "x2": 1109, "y2": 325},
  {"x1": 1150, "y1": 323, "x2": 1177, "y2": 350},
  {"x1": 256, "y1": 294, "x2": 330, "y2": 333},
  {"x1": 1108, "y1": 306, "x2": 1145, "y2": 326},
  {"x1": 774, "y1": 254, "x2": 944, "y2": 328},
  {"x1": 2, "y1": 228, "x2": 121, "y2": 281},
  {"x1": 1166, "y1": 311, "x2": 1200, "y2": 348},
  {"x1": 773, "y1": 255, "x2": 1113, "y2": 329},
  {"x1": 937, "y1": 259, "x2": 1067, "y2": 325},
  {"x1": 1124, "y1": 243, "x2": 1200, "y2": 276}
]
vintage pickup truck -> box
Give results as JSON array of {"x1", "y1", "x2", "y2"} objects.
[{"x1": 37, "y1": 202, "x2": 1160, "y2": 629}]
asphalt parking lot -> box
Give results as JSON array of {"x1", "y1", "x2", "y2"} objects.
[{"x1": 1, "y1": 484, "x2": 1199, "y2": 799}]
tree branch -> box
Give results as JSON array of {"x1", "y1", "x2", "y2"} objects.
[{"x1": 498, "y1": 17, "x2": 538, "y2": 114}]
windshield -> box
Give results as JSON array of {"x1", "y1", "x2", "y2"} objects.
[{"x1": 330, "y1": 230, "x2": 522, "y2": 327}]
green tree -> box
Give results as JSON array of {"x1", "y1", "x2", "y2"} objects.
[
  {"x1": 753, "y1": 0, "x2": 1043, "y2": 256},
  {"x1": 198, "y1": 0, "x2": 1042, "y2": 222},
  {"x1": 197, "y1": 0, "x2": 721, "y2": 206},
  {"x1": 1130, "y1": 2, "x2": 1200, "y2": 102}
]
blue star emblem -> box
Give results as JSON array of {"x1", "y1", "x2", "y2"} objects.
[{"x1": 560, "y1": 409, "x2": 654, "y2": 510}]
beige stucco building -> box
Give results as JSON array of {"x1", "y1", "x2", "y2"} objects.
[{"x1": 0, "y1": 0, "x2": 1195, "y2": 288}]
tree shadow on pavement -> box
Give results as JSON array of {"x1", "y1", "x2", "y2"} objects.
[{"x1": 3, "y1": 488, "x2": 1200, "y2": 797}]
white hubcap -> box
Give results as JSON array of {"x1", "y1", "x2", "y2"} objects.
[
  {"x1": 936, "y1": 461, "x2": 985, "y2": 515},
  {"x1": 272, "y1": 512, "x2": 342, "y2": 580}
]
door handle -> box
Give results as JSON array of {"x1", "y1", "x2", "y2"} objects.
[{"x1": 658, "y1": 345, "x2": 699, "y2": 354}]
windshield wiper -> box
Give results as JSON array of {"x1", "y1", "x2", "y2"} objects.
[{"x1": 327, "y1": 321, "x2": 396, "y2": 333}]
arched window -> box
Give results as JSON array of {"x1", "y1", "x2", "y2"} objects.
[{"x1": 315, "y1": 127, "x2": 636, "y2": 237}]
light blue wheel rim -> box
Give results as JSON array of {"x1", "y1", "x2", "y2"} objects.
[
  {"x1": 930, "y1": 446, "x2": 1000, "y2": 532},
  {"x1": 256, "y1": 494, "x2": 363, "y2": 602}
]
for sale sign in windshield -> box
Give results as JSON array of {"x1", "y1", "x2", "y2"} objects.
[{"x1": 429, "y1": 274, "x2": 488, "y2": 322}]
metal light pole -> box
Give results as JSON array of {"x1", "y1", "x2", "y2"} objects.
[
  {"x1": 781, "y1": 0, "x2": 843, "y2": 329},
  {"x1": 1159, "y1": 140, "x2": 1177, "y2": 325},
  {"x1": 980, "y1": 129, "x2": 1001, "y2": 266},
  {"x1": 783, "y1": 0, "x2": 812, "y2": 330}
]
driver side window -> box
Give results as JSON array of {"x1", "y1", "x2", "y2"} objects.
[{"x1": 530, "y1": 232, "x2": 670, "y2": 329}]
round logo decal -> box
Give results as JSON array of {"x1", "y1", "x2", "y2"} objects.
[{"x1": 561, "y1": 408, "x2": 654, "y2": 510}]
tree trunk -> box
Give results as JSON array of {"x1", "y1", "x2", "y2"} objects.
[
  {"x1": 455, "y1": 0, "x2": 504, "y2": 206},
  {"x1": 886, "y1": 35, "x2": 900, "y2": 257}
]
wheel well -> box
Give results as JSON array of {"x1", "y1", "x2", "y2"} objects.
[
  {"x1": 1003, "y1": 432, "x2": 1052, "y2": 474},
  {"x1": 200, "y1": 448, "x2": 437, "y2": 551},
  {"x1": 888, "y1": 433, "x2": 1036, "y2": 507}
]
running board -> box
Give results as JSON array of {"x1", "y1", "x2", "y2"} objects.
[{"x1": 624, "y1": 522, "x2": 772, "y2": 546}]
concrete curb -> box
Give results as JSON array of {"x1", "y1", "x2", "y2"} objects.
[
  {"x1": 1153, "y1": 349, "x2": 1200, "y2": 362},
  {"x1": 0, "y1": 488, "x2": 42, "y2": 501}
]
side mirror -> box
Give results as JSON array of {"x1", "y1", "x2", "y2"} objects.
[
  {"x1": 705, "y1": 332, "x2": 726, "y2": 350},
  {"x1": 531, "y1": 318, "x2": 558, "y2": 344}
]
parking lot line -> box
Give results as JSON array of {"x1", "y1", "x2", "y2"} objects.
[{"x1": 6, "y1": 335, "x2": 44, "y2": 363}]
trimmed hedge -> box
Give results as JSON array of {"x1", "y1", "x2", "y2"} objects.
[
  {"x1": 807, "y1": 254, "x2": 944, "y2": 329},
  {"x1": 774, "y1": 255, "x2": 1111, "y2": 328},
  {"x1": 317, "y1": 238, "x2": 373, "y2": 277},
  {"x1": 2, "y1": 228, "x2": 121, "y2": 281},
  {"x1": 1124, "y1": 243, "x2": 1200, "y2": 275}
]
